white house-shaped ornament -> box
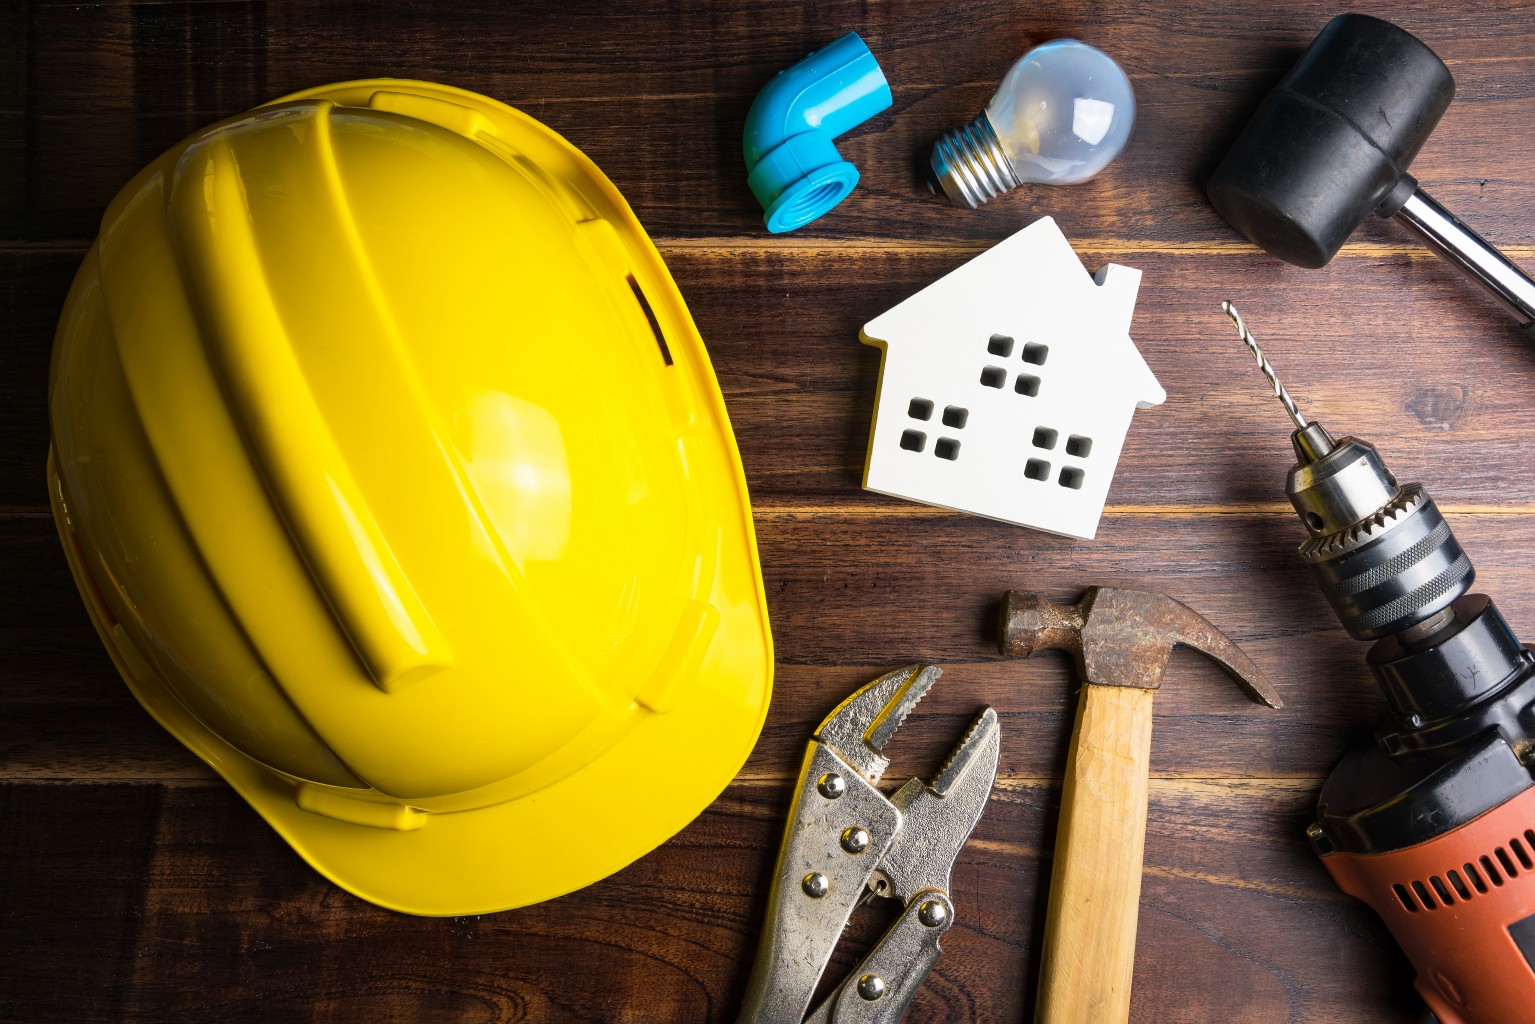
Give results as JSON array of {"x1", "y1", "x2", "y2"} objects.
[{"x1": 860, "y1": 217, "x2": 1165, "y2": 540}]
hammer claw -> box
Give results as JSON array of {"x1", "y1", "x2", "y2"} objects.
[{"x1": 1165, "y1": 609, "x2": 1283, "y2": 709}]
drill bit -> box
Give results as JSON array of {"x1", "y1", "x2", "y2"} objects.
[{"x1": 1222, "y1": 300, "x2": 1307, "y2": 432}]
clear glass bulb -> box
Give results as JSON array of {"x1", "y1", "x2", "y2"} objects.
[{"x1": 931, "y1": 40, "x2": 1135, "y2": 208}]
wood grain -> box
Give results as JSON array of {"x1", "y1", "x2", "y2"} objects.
[
  {"x1": 8, "y1": 1, "x2": 1535, "y2": 246},
  {"x1": 14, "y1": 506, "x2": 1535, "y2": 784},
  {"x1": 0, "y1": 777, "x2": 1419, "y2": 1024},
  {"x1": 7, "y1": 246, "x2": 1535, "y2": 509},
  {"x1": 1036, "y1": 684, "x2": 1156, "y2": 1024},
  {"x1": 6, "y1": 0, "x2": 1535, "y2": 1021}
]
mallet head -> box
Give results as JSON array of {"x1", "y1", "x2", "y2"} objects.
[{"x1": 1207, "y1": 13, "x2": 1454, "y2": 268}]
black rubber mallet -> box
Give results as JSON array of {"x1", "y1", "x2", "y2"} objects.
[{"x1": 1208, "y1": 13, "x2": 1535, "y2": 329}]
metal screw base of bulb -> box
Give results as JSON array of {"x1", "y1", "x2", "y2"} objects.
[{"x1": 931, "y1": 114, "x2": 1021, "y2": 209}]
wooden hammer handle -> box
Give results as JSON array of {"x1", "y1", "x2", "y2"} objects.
[{"x1": 1036, "y1": 684, "x2": 1155, "y2": 1024}]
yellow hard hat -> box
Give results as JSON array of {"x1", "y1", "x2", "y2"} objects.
[{"x1": 47, "y1": 80, "x2": 772, "y2": 916}]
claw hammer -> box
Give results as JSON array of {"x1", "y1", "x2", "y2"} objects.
[{"x1": 998, "y1": 586, "x2": 1282, "y2": 1023}]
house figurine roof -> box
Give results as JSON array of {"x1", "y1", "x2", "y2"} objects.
[{"x1": 859, "y1": 217, "x2": 1165, "y2": 540}]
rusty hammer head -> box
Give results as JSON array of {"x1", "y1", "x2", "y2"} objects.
[{"x1": 997, "y1": 586, "x2": 1282, "y2": 708}]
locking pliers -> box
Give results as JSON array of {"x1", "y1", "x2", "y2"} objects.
[{"x1": 738, "y1": 665, "x2": 1000, "y2": 1024}]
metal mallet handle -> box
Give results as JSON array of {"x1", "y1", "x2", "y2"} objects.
[{"x1": 1394, "y1": 188, "x2": 1535, "y2": 327}]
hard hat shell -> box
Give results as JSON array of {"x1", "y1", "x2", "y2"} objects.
[{"x1": 48, "y1": 80, "x2": 773, "y2": 915}]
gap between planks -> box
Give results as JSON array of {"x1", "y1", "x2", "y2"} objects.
[
  {"x1": 7, "y1": 503, "x2": 1535, "y2": 520},
  {"x1": 1, "y1": 771, "x2": 1328, "y2": 789},
  {"x1": 654, "y1": 238, "x2": 1535, "y2": 259},
  {"x1": 3, "y1": 776, "x2": 1341, "y2": 904},
  {"x1": 5, "y1": 239, "x2": 1533, "y2": 259},
  {"x1": 747, "y1": 501, "x2": 1535, "y2": 517}
]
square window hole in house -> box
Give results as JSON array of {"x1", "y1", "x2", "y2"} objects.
[
  {"x1": 942, "y1": 406, "x2": 969, "y2": 429},
  {"x1": 1059, "y1": 466, "x2": 1085, "y2": 489},
  {"x1": 980, "y1": 366, "x2": 1006, "y2": 388},
  {"x1": 1015, "y1": 374, "x2": 1039, "y2": 397},
  {"x1": 1022, "y1": 342, "x2": 1048, "y2": 365},
  {"x1": 908, "y1": 398, "x2": 934, "y2": 420},
  {"x1": 1066, "y1": 434, "x2": 1093, "y2": 458},
  {"x1": 935, "y1": 438, "x2": 960, "y2": 461},
  {"x1": 1032, "y1": 426, "x2": 1058, "y2": 450},
  {"x1": 901, "y1": 430, "x2": 926, "y2": 452},
  {"x1": 1025, "y1": 458, "x2": 1050, "y2": 481},
  {"x1": 988, "y1": 334, "x2": 1014, "y2": 357}
]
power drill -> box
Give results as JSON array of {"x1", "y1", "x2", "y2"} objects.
[{"x1": 1228, "y1": 304, "x2": 1535, "y2": 1024}]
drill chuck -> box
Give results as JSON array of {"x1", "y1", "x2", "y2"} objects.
[{"x1": 1286, "y1": 430, "x2": 1474, "y2": 640}]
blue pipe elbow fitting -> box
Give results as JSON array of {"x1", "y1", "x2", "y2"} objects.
[{"x1": 743, "y1": 32, "x2": 893, "y2": 233}]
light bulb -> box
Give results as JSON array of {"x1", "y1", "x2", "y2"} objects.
[{"x1": 931, "y1": 40, "x2": 1135, "y2": 208}]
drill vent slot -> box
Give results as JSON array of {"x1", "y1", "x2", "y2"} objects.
[
  {"x1": 1388, "y1": 828, "x2": 1535, "y2": 913},
  {"x1": 1514, "y1": 834, "x2": 1534, "y2": 870}
]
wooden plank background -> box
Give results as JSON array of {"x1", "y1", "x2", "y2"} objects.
[{"x1": 4, "y1": 1, "x2": 1535, "y2": 1021}]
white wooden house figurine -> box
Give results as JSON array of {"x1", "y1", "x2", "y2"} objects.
[{"x1": 860, "y1": 217, "x2": 1165, "y2": 540}]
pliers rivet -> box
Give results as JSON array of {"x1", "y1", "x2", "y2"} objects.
[
  {"x1": 817, "y1": 773, "x2": 846, "y2": 799},
  {"x1": 857, "y1": 974, "x2": 887, "y2": 1001},
  {"x1": 918, "y1": 900, "x2": 948, "y2": 927},
  {"x1": 841, "y1": 827, "x2": 870, "y2": 854},
  {"x1": 802, "y1": 872, "x2": 829, "y2": 899}
]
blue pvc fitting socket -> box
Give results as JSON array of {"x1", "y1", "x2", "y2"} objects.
[{"x1": 743, "y1": 32, "x2": 893, "y2": 233}]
